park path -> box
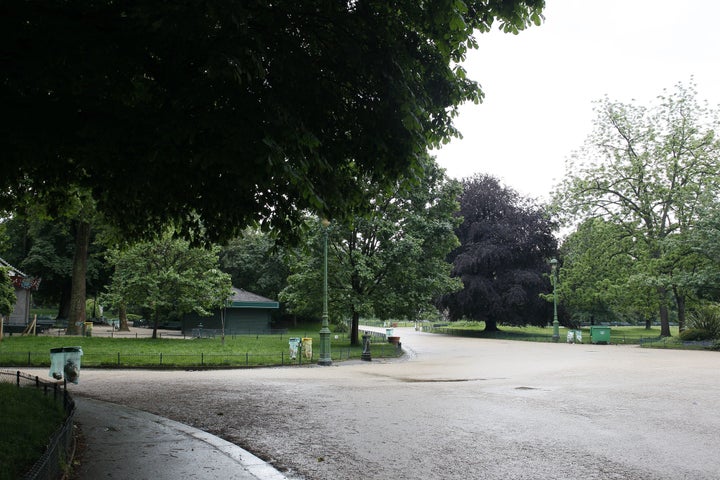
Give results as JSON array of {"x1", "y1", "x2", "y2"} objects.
[{"x1": 29, "y1": 327, "x2": 720, "y2": 479}]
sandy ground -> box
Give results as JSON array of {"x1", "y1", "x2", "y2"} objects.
[{"x1": 24, "y1": 328, "x2": 720, "y2": 479}]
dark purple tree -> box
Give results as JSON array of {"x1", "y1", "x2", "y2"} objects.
[{"x1": 440, "y1": 174, "x2": 557, "y2": 331}]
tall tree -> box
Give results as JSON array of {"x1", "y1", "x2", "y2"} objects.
[
  {"x1": 219, "y1": 230, "x2": 289, "y2": 301},
  {"x1": 554, "y1": 81, "x2": 720, "y2": 336},
  {"x1": 102, "y1": 234, "x2": 233, "y2": 339},
  {"x1": 558, "y1": 218, "x2": 654, "y2": 327},
  {"x1": 0, "y1": 267, "x2": 16, "y2": 336},
  {"x1": 281, "y1": 157, "x2": 461, "y2": 345},
  {"x1": 1, "y1": 1, "x2": 545, "y2": 243},
  {"x1": 440, "y1": 174, "x2": 558, "y2": 331}
]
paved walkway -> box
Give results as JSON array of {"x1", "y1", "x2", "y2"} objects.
[{"x1": 73, "y1": 397, "x2": 290, "y2": 480}]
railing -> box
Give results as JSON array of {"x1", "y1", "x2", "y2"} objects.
[
  {"x1": 0, "y1": 370, "x2": 75, "y2": 480},
  {"x1": 0, "y1": 343, "x2": 403, "y2": 369}
]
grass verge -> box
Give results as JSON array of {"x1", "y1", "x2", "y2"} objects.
[
  {"x1": 0, "y1": 382, "x2": 66, "y2": 480},
  {"x1": 0, "y1": 328, "x2": 402, "y2": 368}
]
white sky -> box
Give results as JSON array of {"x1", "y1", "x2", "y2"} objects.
[{"x1": 433, "y1": 0, "x2": 720, "y2": 202}]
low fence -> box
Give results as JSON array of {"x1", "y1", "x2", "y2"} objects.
[
  {"x1": 0, "y1": 370, "x2": 75, "y2": 480},
  {"x1": 0, "y1": 344, "x2": 403, "y2": 369},
  {"x1": 40, "y1": 328, "x2": 291, "y2": 339},
  {"x1": 429, "y1": 326, "x2": 717, "y2": 348}
]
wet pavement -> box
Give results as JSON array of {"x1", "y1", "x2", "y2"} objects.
[
  {"x1": 25, "y1": 327, "x2": 720, "y2": 479},
  {"x1": 73, "y1": 397, "x2": 290, "y2": 480}
]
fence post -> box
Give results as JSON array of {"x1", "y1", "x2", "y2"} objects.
[
  {"x1": 246, "y1": 352, "x2": 249, "y2": 366},
  {"x1": 27, "y1": 351, "x2": 31, "y2": 366},
  {"x1": 117, "y1": 352, "x2": 120, "y2": 366},
  {"x1": 201, "y1": 353, "x2": 203, "y2": 366},
  {"x1": 16, "y1": 370, "x2": 20, "y2": 387}
]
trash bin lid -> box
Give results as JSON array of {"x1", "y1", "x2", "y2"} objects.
[
  {"x1": 62, "y1": 346, "x2": 83, "y2": 354},
  {"x1": 50, "y1": 347, "x2": 63, "y2": 354}
]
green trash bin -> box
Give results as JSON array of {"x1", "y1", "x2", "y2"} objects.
[{"x1": 590, "y1": 326, "x2": 611, "y2": 344}]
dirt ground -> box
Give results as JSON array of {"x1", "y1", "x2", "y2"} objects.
[{"x1": 25, "y1": 328, "x2": 720, "y2": 480}]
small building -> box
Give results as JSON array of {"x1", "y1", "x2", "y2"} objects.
[
  {"x1": 0, "y1": 256, "x2": 41, "y2": 326},
  {"x1": 181, "y1": 287, "x2": 280, "y2": 335}
]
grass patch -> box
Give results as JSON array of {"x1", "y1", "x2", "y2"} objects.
[
  {"x1": 0, "y1": 382, "x2": 66, "y2": 480},
  {"x1": 0, "y1": 326, "x2": 402, "y2": 368},
  {"x1": 433, "y1": 322, "x2": 683, "y2": 345}
]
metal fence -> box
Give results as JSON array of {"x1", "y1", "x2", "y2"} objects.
[
  {"x1": 0, "y1": 370, "x2": 75, "y2": 480},
  {"x1": 0, "y1": 343, "x2": 403, "y2": 369}
]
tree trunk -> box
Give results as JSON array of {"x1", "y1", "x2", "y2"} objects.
[
  {"x1": 484, "y1": 318, "x2": 499, "y2": 332},
  {"x1": 674, "y1": 288, "x2": 686, "y2": 333},
  {"x1": 657, "y1": 286, "x2": 671, "y2": 337},
  {"x1": 351, "y1": 311, "x2": 360, "y2": 346},
  {"x1": 66, "y1": 221, "x2": 90, "y2": 335},
  {"x1": 645, "y1": 316, "x2": 652, "y2": 330},
  {"x1": 56, "y1": 282, "x2": 72, "y2": 321},
  {"x1": 118, "y1": 303, "x2": 130, "y2": 331},
  {"x1": 152, "y1": 310, "x2": 159, "y2": 339}
]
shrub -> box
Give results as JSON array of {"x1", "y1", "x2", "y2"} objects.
[
  {"x1": 687, "y1": 304, "x2": 720, "y2": 339},
  {"x1": 679, "y1": 328, "x2": 713, "y2": 342}
]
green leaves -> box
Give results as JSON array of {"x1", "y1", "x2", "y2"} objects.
[
  {"x1": 0, "y1": 267, "x2": 16, "y2": 317},
  {"x1": 102, "y1": 234, "x2": 232, "y2": 336},
  {"x1": 2, "y1": 0, "x2": 545, "y2": 244},
  {"x1": 554, "y1": 81, "x2": 720, "y2": 330}
]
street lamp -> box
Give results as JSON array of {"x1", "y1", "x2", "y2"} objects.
[
  {"x1": 318, "y1": 218, "x2": 332, "y2": 366},
  {"x1": 550, "y1": 258, "x2": 560, "y2": 343}
]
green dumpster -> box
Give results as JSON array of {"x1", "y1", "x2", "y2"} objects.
[{"x1": 590, "y1": 326, "x2": 611, "y2": 344}]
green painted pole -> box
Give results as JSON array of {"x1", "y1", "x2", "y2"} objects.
[{"x1": 318, "y1": 220, "x2": 332, "y2": 366}]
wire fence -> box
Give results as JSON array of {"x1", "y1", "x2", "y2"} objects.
[
  {"x1": 0, "y1": 370, "x2": 75, "y2": 480},
  {"x1": 0, "y1": 343, "x2": 403, "y2": 368}
]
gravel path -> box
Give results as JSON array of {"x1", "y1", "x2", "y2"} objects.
[{"x1": 27, "y1": 328, "x2": 720, "y2": 479}]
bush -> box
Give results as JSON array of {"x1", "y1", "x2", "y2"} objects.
[
  {"x1": 679, "y1": 328, "x2": 714, "y2": 342},
  {"x1": 687, "y1": 304, "x2": 720, "y2": 339}
]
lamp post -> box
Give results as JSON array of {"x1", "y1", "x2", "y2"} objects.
[
  {"x1": 318, "y1": 218, "x2": 332, "y2": 366},
  {"x1": 550, "y1": 258, "x2": 560, "y2": 343}
]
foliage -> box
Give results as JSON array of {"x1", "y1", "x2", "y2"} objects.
[
  {"x1": 219, "y1": 230, "x2": 289, "y2": 300},
  {"x1": 281, "y1": 156, "x2": 462, "y2": 344},
  {"x1": 554, "y1": 81, "x2": 720, "y2": 336},
  {"x1": 440, "y1": 174, "x2": 558, "y2": 330},
  {"x1": 0, "y1": 204, "x2": 112, "y2": 322},
  {"x1": 686, "y1": 304, "x2": 720, "y2": 339},
  {"x1": 1, "y1": 1, "x2": 545, "y2": 243},
  {"x1": 558, "y1": 218, "x2": 657, "y2": 325},
  {"x1": 101, "y1": 234, "x2": 233, "y2": 338},
  {"x1": 0, "y1": 267, "x2": 16, "y2": 317},
  {"x1": 678, "y1": 328, "x2": 713, "y2": 342}
]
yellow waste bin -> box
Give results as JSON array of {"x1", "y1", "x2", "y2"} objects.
[{"x1": 301, "y1": 338, "x2": 313, "y2": 360}]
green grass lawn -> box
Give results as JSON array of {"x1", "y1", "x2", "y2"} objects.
[
  {"x1": 433, "y1": 322, "x2": 690, "y2": 346},
  {"x1": 0, "y1": 382, "x2": 66, "y2": 480},
  {"x1": 0, "y1": 326, "x2": 402, "y2": 368}
]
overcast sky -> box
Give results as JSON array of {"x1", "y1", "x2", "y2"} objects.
[{"x1": 432, "y1": 0, "x2": 720, "y2": 202}]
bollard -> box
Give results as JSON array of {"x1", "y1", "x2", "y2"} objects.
[{"x1": 361, "y1": 333, "x2": 372, "y2": 361}]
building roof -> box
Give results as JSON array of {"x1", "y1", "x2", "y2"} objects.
[
  {"x1": 0, "y1": 256, "x2": 26, "y2": 278},
  {"x1": 228, "y1": 287, "x2": 279, "y2": 309}
]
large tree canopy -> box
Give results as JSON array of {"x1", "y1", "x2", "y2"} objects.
[
  {"x1": 281, "y1": 156, "x2": 461, "y2": 344},
  {"x1": 554, "y1": 81, "x2": 720, "y2": 336},
  {"x1": 101, "y1": 234, "x2": 233, "y2": 339},
  {"x1": 440, "y1": 174, "x2": 557, "y2": 330},
  {"x1": 1, "y1": 1, "x2": 544, "y2": 242}
]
